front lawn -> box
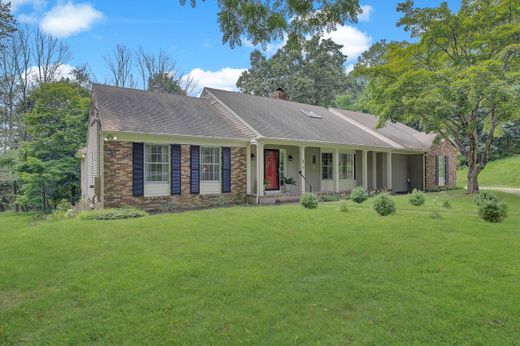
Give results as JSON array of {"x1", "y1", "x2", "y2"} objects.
[{"x1": 1, "y1": 191, "x2": 520, "y2": 344}]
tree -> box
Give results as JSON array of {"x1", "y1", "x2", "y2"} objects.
[
  {"x1": 0, "y1": 1, "x2": 15, "y2": 47},
  {"x1": 180, "y1": 0, "x2": 361, "y2": 49},
  {"x1": 103, "y1": 44, "x2": 135, "y2": 88},
  {"x1": 33, "y1": 28, "x2": 72, "y2": 84},
  {"x1": 237, "y1": 36, "x2": 348, "y2": 106},
  {"x1": 147, "y1": 72, "x2": 185, "y2": 94},
  {"x1": 359, "y1": 0, "x2": 520, "y2": 193},
  {"x1": 15, "y1": 82, "x2": 90, "y2": 211}
]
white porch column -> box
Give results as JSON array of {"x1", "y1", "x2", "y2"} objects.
[
  {"x1": 256, "y1": 141, "x2": 264, "y2": 202},
  {"x1": 387, "y1": 152, "x2": 393, "y2": 191},
  {"x1": 362, "y1": 150, "x2": 368, "y2": 190},
  {"x1": 299, "y1": 146, "x2": 306, "y2": 193},
  {"x1": 246, "y1": 144, "x2": 251, "y2": 194},
  {"x1": 334, "y1": 149, "x2": 340, "y2": 193},
  {"x1": 372, "y1": 151, "x2": 377, "y2": 189}
]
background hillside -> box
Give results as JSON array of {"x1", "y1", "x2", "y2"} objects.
[{"x1": 458, "y1": 155, "x2": 520, "y2": 188}]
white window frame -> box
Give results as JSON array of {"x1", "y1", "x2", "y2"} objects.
[
  {"x1": 339, "y1": 152, "x2": 355, "y2": 180},
  {"x1": 279, "y1": 148, "x2": 287, "y2": 182},
  {"x1": 321, "y1": 152, "x2": 333, "y2": 180},
  {"x1": 200, "y1": 146, "x2": 221, "y2": 195},
  {"x1": 438, "y1": 155, "x2": 446, "y2": 186},
  {"x1": 144, "y1": 144, "x2": 170, "y2": 197}
]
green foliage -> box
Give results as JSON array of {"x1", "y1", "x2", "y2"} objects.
[
  {"x1": 0, "y1": 150, "x2": 18, "y2": 211},
  {"x1": 300, "y1": 192, "x2": 319, "y2": 209},
  {"x1": 318, "y1": 194, "x2": 343, "y2": 202},
  {"x1": 479, "y1": 200, "x2": 508, "y2": 223},
  {"x1": 357, "y1": 0, "x2": 520, "y2": 193},
  {"x1": 0, "y1": 1, "x2": 16, "y2": 45},
  {"x1": 281, "y1": 175, "x2": 296, "y2": 185},
  {"x1": 474, "y1": 191, "x2": 499, "y2": 206},
  {"x1": 15, "y1": 82, "x2": 90, "y2": 211},
  {"x1": 339, "y1": 200, "x2": 349, "y2": 212},
  {"x1": 429, "y1": 204, "x2": 442, "y2": 219},
  {"x1": 78, "y1": 207, "x2": 148, "y2": 220},
  {"x1": 350, "y1": 187, "x2": 368, "y2": 203},
  {"x1": 180, "y1": 0, "x2": 361, "y2": 49},
  {"x1": 442, "y1": 200, "x2": 452, "y2": 209},
  {"x1": 458, "y1": 155, "x2": 520, "y2": 189},
  {"x1": 237, "y1": 36, "x2": 348, "y2": 107},
  {"x1": 409, "y1": 188, "x2": 425, "y2": 206},
  {"x1": 373, "y1": 193, "x2": 396, "y2": 216},
  {"x1": 147, "y1": 72, "x2": 185, "y2": 95}
]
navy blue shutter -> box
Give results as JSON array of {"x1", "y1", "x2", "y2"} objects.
[
  {"x1": 132, "y1": 143, "x2": 144, "y2": 197},
  {"x1": 171, "y1": 144, "x2": 181, "y2": 195},
  {"x1": 190, "y1": 145, "x2": 200, "y2": 194},
  {"x1": 435, "y1": 156, "x2": 439, "y2": 186},
  {"x1": 445, "y1": 156, "x2": 449, "y2": 185},
  {"x1": 221, "y1": 147, "x2": 231, "y2": 193}
]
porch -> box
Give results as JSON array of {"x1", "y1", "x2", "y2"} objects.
[{"x1": 247, "y1": 141, "x2": 425, "y2": 203}]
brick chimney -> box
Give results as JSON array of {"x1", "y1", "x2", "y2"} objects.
[{"x1": 272, "y1": 87, "x2": 289, "y2": 101}]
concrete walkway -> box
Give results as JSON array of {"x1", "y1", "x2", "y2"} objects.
[{"x1": 480, "y1": 187, "x2": 520, "y2": 196}]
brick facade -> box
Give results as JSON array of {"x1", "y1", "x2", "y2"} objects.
[
  {"x1": 103, "y1": 141, "x2": 247, "y2": 211},
  {"x1": 425, "y1": 140, "x2": 457, "y2": 190}
]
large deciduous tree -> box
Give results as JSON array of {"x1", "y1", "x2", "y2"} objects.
[
  {"x1": 359, "y1": 0, "x2": 520, "y2": 193},
  {"x1": 180, "y1": 0, "x2": 361, "y2": 48},
  {"x1": 15, "y1": 82, "x2": 90, "y2": 211},
  {"x1": 237, "y1": 36, "x2": 348, "y2": 106}
]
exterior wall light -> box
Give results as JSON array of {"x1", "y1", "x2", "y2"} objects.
[{"x1": 104, "y1": 134, "x2": 117, "y2": 141}]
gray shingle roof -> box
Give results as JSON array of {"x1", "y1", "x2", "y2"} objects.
[
  {"x1": 331, "y1": 108, "x2": 436, "y2": 150},
  {"x1": 92, "y1": 84, "x2": 246, "y2": 139},
  {"x1": 205, "y1": 88, "x2": 394, "y2": 148}
]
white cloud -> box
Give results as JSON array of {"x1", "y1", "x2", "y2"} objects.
[
  {"x1": 186, "y1": 67, "x2": 247, "y2": 96},
  {"x1": 24, "y1": 64, "x2": 75, "y2": 86},
  {"x1": 10, "y1": 0, "x2": 47, "y2": 11},
  {"x1": 358, "y1": 5, "x2": 373, "y2": 22},
  {"x1": 40, "y1": 2, "x2": 104, "y2": 38},
  {"x1": 17, "y1": 13, "x2": 37, "y2": 24},
  {"x1": 323, "y1": 25, "x2": 372, "y2": 62},
  {"x1": 345, "y1": 63, "x2": 355, "y2": 74}
]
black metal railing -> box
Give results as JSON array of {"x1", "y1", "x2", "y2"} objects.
[{"x1": 298, "y1": 170, "x2": 312, "y2": 193}]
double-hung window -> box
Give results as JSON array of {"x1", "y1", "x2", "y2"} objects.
[
  {"x1": 438, "y1": 155, "x2": 446, "y2": 186},
  {"x1": 279, "y1": 149, "x2": 287, "y2": 180},
  {"x1": 144, "y1": 144, "x2": 169, "y2": 183},
  {"x1": 321, "y1": 153, "x2": 333, "y2": 180},
  {"x1": 200, "y1": 147, "x2": 221, "y2": 182},
  {"x1": 340, "y1": 153, "x2": 354, "y2": 180}
]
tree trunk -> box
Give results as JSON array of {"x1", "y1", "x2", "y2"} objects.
[{"x1": 466, "y1": 164, "x2": 480, "y2": 194}]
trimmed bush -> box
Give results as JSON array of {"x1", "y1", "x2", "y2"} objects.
[
  {"x1": 373, "y1": 193, "x2": 396, "y2": 216},
  {"x1": 429, "y1": 204, "x2": 442, "y2": 219},
  {"x1": 300, "y1": 193, "x2": 319, "y2": 209},
  {"x1": 442, "y1": 200, "x2": 452, "y2": 208},
  {"x1": 339, "y1": 200, "x2": 349, "y2": 212},
  {"x1": 79, "y1": 207, "x2": 148, "y2": 220},
  {"x1": 350, "y1": 187, "x2": 368, "y2": 204},
  {"x1": 409, "y1": 188, "x2": 425, "y2": 206},
  {"x1": 474, "y1": 191, "x2": 499, "y2": 206},
  {"x1": 479, "y1": 200, "x2": 507, "y2": 223}
]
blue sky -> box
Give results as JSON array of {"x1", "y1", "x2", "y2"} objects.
[{"x1": 11, "y1": 0, "x2": 459, "y2": 94}]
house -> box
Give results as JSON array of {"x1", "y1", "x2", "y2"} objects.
[{"x1": 79, "y1": 84, "x2": 457, "y2": 210}]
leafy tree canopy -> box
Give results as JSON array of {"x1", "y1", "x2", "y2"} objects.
[
  {"x1": 180, "y1": 0, "x2": 361, "y2": 48},
  {"x1": 237, "y1": 36, "x2": 348, "y2": 106},
  {"x1": 0, "y1": 1, "x2": 15, "y2": 45},
  {"x1": 148, "y1": 72, "x2": 186, "y2": 95},
  {"x1": 15, "y1": 82, "x2": 90, "y2": 211},
  {"x1": 357, "y1": 0, "x2": 520, "y2": 193}
]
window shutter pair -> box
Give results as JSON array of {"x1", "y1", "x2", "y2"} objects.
[
  {"x1": 190, "y1": 146, "x2": 231, "y2": 194},
  {"x1": 132, "y1": 142, "x2": 181, "y2": 197}
]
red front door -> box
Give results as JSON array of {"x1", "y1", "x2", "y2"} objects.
[{"x1": 264, "y1": 149, "x2": 280, "y2": 191}]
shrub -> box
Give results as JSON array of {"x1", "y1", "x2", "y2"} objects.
[
  {"x1": 300, "y1": 193, "x2": 319, "y2": 209},
  {"x1": 442, "y1": 200, "x2": 451, "y2": 208},
  {"x1": 319, "y1": 194, "x2": 343, "y2": 202},
  {"x1": 409, "y1": 188, "x2": 425, "y2": 206},
  {"x1": 339, "y1": 200, "x2": 348, "y2": 212},
  {"x1": 479, "y1": 200, "x2": 507, "y2": 223},
  {"x1": 429, "y1": 204, "x2": 442, "y2": 219},
  {"x1": 47, "y1": 199, "x2": 75, "y2": 221},
  {"x1": 79, "y1": 207, "x2": 148, "y2": 220},
  {"x1": 350, "y1": 187, "x2": 368, "y2": 204},
  {"x1": 373, "y1": 193, "x2": 396, "y2": 216},
  {"x1": 474, "y1": 191, "x2": 499, "y2": 206}
]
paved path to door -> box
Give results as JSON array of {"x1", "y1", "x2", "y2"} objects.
[{"x1": 481, "y1": 187, "x2": 520, "y2": 197}]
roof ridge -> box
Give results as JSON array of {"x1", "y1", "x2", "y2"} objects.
[{"x1": 328, "y1": 108, "x2": 404, "y2": 149}]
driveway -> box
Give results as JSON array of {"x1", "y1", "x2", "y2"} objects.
[{"x1": 481, "y1": 187, "x2": 520, "y2": 197}]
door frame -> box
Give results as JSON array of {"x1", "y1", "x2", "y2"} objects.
[{"x1": 264, "y1": 149, "x2": 280, "y2": 191}]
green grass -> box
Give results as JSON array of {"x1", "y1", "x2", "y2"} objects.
[
  {"x1": 458, "y1": 155, "x2": 520, "y2": 188},
  {"x1": 2, "y1": 191, "x2": 520, "y2": 344}
]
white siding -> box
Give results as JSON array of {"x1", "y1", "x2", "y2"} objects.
[{"x1": 86, "y1": 114, "x2": 100, "y2": 202}]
